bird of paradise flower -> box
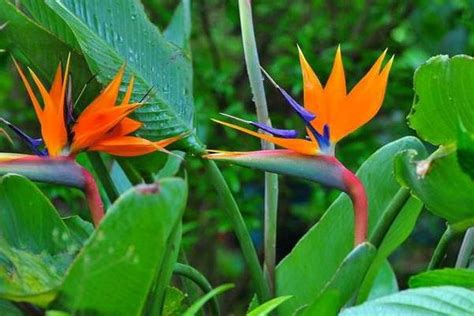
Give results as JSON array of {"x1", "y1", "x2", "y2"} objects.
[
  {"x1": 0, "y1": 56, "x2": 183, "y2": 225},
  {"x1": 206, "y1": 46, "x2": 393, "y2": 245}
]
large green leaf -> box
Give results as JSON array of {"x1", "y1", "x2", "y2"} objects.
[
  {"x1": 0, "y1": 0, "x2": 95, "y2": 101},
  {"x1": 395, "y1": 149, "x2": 474, "y2": 230},
  {"x1": 408, "y1": 55, "x2": 474, "y2": 145},
  {"x1": 45, "y1": 0, "x2": 201, "y2": 152},
  {"x1": 53, "y1": 177, "x2": 187, "y2": 316},
  {"x1": 275, "y1": 137, "x2": 425, "y2": 315},
  {"x1": 409, "y1": 268, "x2": 474, "y2": 289},
  {"x1": 20, "y1": 0, "x2": 80, "y2": 50},
  {"x1": 301, "y1": 243, "x2": 376, "y2": 316},
  {"x1": 342, "y1": 286, "x2": 474, "y2": 316},
  {"x1": 0, "y1": 174, "x2": 85, "y2": 306}
]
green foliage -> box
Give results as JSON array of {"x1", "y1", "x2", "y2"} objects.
[
  {"x1": 247, "y1": 296, "x2": 292, "y2": 316},
  {"x1": 457, "y1": 122, "x2": 474, "y2": 181},
  {"x1": 0, "y1": 174, "x2": 89, "y2": 306},
  {"x1": 275, "y1": 137, "x2": 424, "y2": 314},
  {"x1": 163, "y1": 287, "x2": 187, "y2": 316},
  {"x1": 342, "y1": 286, "x2": 474, "y2": 316},
  {"x1": 0, "y1": 0, "x2": 97, "y2": 101},
  {"x1": 53, "y1": 178, "x2": 187, "y2": 315},
  {"x1": 358, "y1": 194, "x2": 423, "y2": 303},
  {"x1": 408, "y1": 55, "x2": 474, "y2": 145},
  {"x1": 0, "y1": 0, "x2": 474, "y2": 314},
  {"x1": 183, "y1": 283, "x2": 234, "y2": 316},
  {"x1": 409, "y1": 268, "x2": 474, "y2": 289},
  {"x1": 366, "y1": 261, "x2": 398, "y2": 301},
  {"x1": 301, "y1": 243, "x2": 376, "y2": 315},
  {"x1": 395, "y1": 150, "x2": 474, "y2": 231}
]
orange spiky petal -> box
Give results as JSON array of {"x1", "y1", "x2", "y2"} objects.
[
  {"x1": 330, "y1": 53, "x2": 393, "y2": 142},
  {"x1": 13, "y1": 60, "x2": 43, "y2": 123},
  {"x1": 72, "y1": 103, "x2": 140, "y2": 152},
  {"x1": 213, "y1": 119, "x2": 318, "y2": 156},
  {"x1": 121, "y1": 76, "x2": 135, "y2": 105},
  {"x1": 298, "y1": 46, "x2": 324, "y2": 142},
  {"x1": 88, "y1": 134, "x2": 182, "y2": 157},
  {"x1": 28, "y1": 67, "x2": 68, "y2": 156},
  {"x1": 79, "y1": 66, "x2": 125, "y2": 119},
  {"x1": 49, "y1": 63, "x2": 63, "y2": 105},
  {"x1": 107, "y1": 117, "x2": 143, "y2": 138},
  {"x1": 322, "y1": 45, "x2": 346, "y2": 129}
]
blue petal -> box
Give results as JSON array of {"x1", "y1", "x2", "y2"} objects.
[
  {"x1": 0, "y1": 118, "x2": 46, "y2": 156},
  {"x1": 250, "y1": 121, "x2": 299, "y2": 138},
  {"x1": 277, "y1": 86, "x2": 316, "y2": 123}
]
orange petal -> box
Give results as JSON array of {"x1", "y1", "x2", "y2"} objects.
[
  {"x1": 88, "y1": 134, "x2": 181, "y2": 157},
  {"x1": 49, "y1": 63, "x2": 63, "y2": 106},
  {"x1": 13, "y1": 60, "x2": 43, "y2": 123},
  {"x1": 79, "y1": 66, "x2": 125, "y2": 118},
  {"x1": 72, "y1": 103, "x2": 140, "y2": 152},
  {"x1": 213, "y1": 119, "x2": 319, "y2": 156},
  {"x1": 28, "y1": 68, "x2": 68, "y2": 156},
  {"x1": 322, "y1": 45, "x2": 347, "y2": 127},
  {"x1": 330, "y1": 54, "x2": 394, "y2": 142},
  {"x1": 107, "y1": 117, "x2": 142, "y2": 138},
  {"x1": 298, "y1": 46, "x2": 325, "y2": 141},
  {"x1": 121, "y1": 76, "x2": 135, "y2": 105}
]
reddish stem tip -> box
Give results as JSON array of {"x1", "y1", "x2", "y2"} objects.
[
  {"x1": 82, "y1": 168, "x2": 104, "y2": 227},
  {"x1": 342, "y1": 168, "x2": 368, "y2": 246}
]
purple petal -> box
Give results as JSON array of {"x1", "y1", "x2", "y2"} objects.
[
  {"x1": 277, "y1": 86, "x2": 316, "y2": 122},
  {"x1": 65, "y1": 75, "x2": 75, "y2": 124},
  {"x1": 250, "y1": 121, "x2": 298, "y2": 138},
  {"x1": 0, "y1": 118, "x2": 46, "y2": 156}
]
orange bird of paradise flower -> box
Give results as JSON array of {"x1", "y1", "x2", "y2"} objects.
[
  {"x1": 207, "y1": 46, "x2": 393, "y2": 245},
  {"x1": 212, "y1": 46, "x2": 393, "y2": 156},
  {"x1": 3, "y1": 56, "x2": 182, "y2": 158},
  {"x1": 0, "y1": 57, "x2": 184, "y2": 227}
]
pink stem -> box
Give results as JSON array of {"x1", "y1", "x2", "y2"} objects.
[
  {"x1": 342, "y1": 168, "x2": 368, "y2": 246},
  {"x1": 82, "y1": 168, "x2": 104, "y2": 227}
]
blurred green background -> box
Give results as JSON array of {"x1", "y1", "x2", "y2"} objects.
[{"x1": 0, "y1": 0, "x2": 473, "y2": 313}]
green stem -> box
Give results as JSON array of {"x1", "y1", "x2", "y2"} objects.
[
  {"x1": 117, "y1": 159, "x2": 142, "y2": 185},
  {"x1": 238, "y1": 0, "x2": 278, "y2": 294},
  {"x1": 369, "y1": 188, "x2": 410, "y2": 248},
  {"x1": 204, "y1": 160, "x2": 270, "y2": 303},
  {"x1": 174, "y1": 263, "x2": 220, "y2": 316},
  {"x1": 428, "y1": 226, "x2": 455, "y2": 270},
  {"x1": 86, "y1": 152, "x2": 119, "y2": 202},
  {"x1": 455, "y1": 227, "x2": 474, "y2": 268}
]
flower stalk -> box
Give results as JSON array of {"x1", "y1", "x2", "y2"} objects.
[{"x1": 238, "y1": 0, "x2": 279, "y2": 293}]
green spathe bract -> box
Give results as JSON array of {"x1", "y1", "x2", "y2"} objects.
[{"x1": 274, "y1": 137, "x2": 424, "y2": 314}]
